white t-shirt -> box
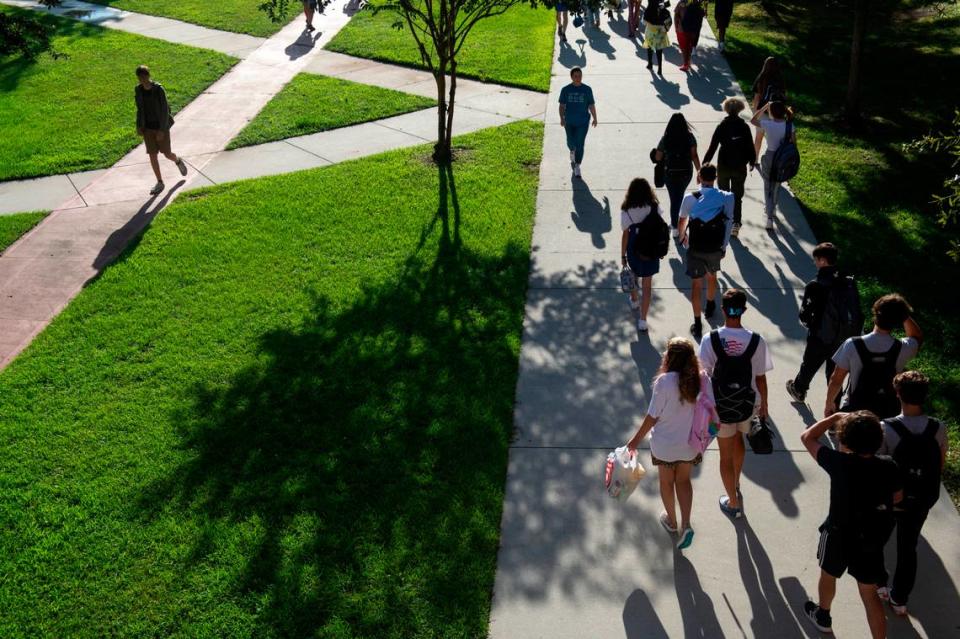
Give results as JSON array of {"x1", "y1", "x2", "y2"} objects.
[
  {"x1": 621, "y1": 205, "x2": 653, "y2": 231},
  {"x1": 760, "y1": 119, "x2": 789, "y2": 153},
  {"x1": 832, "y1": 332, "x2": 920, "y2": 405},
  {"x1": 698, "y1": 327, "x2": 774, "y2": 394},
  {"x1": 646, "y1": 372, "x2": 701, "y2": 462},
  {"x1": 878, "y1": 414, "x2": 947, "y2": 456}
]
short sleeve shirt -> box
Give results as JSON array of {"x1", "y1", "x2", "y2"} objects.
[
  {"x1": 646, "y1": 372, "x2": 700, "y2": 463},
  {"x1": 620, "y1": 205, "x2": 653, "y2": 231},
  {"x1": 832, "y1": 333, "x2": 920, "y2": 406},
  {"x1": 878, "y1": 414, "x2": 948, "y2": 456},
  {"x1": 759, "y1": 119, "x2": 790, "y2": 153},
  {"x1": 699, "y1": 327, "x2": 774, "y2": 394},
  {"x1": 816, "y1": 447, "x2": 901, "y2": 532},
  {"x1": 559, "y1": 84, "x2": 595, "y2": 127}
]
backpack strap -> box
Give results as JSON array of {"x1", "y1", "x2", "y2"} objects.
[
  {"x1": 742, "y1": 333, "x2": 761, "y2": 360},
  {"x1": 923, "y1": 418, "x2": 941, "y2": 439},
  {"x1": 851, "y1": 336, "x2": 870, "y2": 362},
  {"x1": 709, "y1": 330, "x2": 725, "y2": 360},
  {"x1": 886, "y1": 418, "x2": 909, "y2": 440},
  {"x1": 885, "y1": 340, "x2": 903, "y2": 362},
  {"x1": 691, "y1": 190, "x2": 702, "y2": 200}
]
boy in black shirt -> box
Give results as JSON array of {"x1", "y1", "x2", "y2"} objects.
[{"x1": 800, "y1": 410, "x2": 903, "y2": 638}]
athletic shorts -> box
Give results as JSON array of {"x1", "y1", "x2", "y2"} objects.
[
  {"x1": 556, "y1": 2, "x2": 568, "y2": 11},
  {"x1": 142, "y1": 129, "x2": 172, "y2": 155},
  {"x1": 816, "y1": 524, "x2": 886, "y2": 585},
  {"x1": 628, "y1": 256, "x2": 660, "y2": 278},
  {"x1": 715, "y1": 0, "x2": 733, "y2": 28},
  {"x1": 685, "y1": 249, "x2": 723, "y2": 279},
  {"x1": 717, "y1": 418, "x2": 751, "y2": 439}
]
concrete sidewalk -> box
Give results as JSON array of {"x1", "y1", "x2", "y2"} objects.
[
  {"x1": 488, "y1": 18, "x2": 960, "y2": 639},
  {"x1": 1, "y1": 0, "x2": 265, "y2": 57}
]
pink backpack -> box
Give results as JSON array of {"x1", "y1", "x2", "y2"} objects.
[{"x1": 688, "y1": 371, "x2": 720, "y2": 454}]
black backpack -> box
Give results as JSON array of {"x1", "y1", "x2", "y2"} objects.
[
  {"x1": 817, "y1": 275, "x2": 863, "y2": 346},
  {"x1": 887, "y1": 418, "x2": 942, "y2": 510},
  {"x1": 686, "y1": 192, "x2": 727, "y2": 253},
  {"x1": 770, "y1": 121, "x2": 800, "y2": 183},
  {"x1": 710, "y1": 331, "x2": 761, "y2": 424},
  {"x1": 843, "y1": 338, "x2": 901, "y2": 418},
  {"x1": 626, "y1": 205, "x2": 670, "y2": 263}
]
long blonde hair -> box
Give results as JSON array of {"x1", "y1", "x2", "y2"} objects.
[{"x1": 658, "y1": 337, "x2": 700, "y2": 404}]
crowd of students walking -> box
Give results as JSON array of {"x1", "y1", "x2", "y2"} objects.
[{"x1": 556, "y1": 4, "x2": 949, "y2": 637}]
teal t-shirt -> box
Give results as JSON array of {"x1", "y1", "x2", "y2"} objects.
[{"x1": 559, "y1": 83, "x2": 595, "y2": 127}]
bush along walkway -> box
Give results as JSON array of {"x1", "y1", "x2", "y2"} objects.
[{"x1": 487, "y1": 16, "x2": 960, "y2": 639}]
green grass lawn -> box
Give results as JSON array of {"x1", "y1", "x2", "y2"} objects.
[
  {"x1": 0, "y1": 120, "x2": 543, "y2": 637},
  {"x1": 87, "y1": 0, "x2": 285, "y2": 37},
  {"x1": 326, "y1": 4, "x2": 555, "y2": 92},
  {"x1": 0, "y1": 6, "x2": 235, "y2": 182},
  {"x1": 713, "y1": 2, "x2": 960, "y2": 499},
  {"x1": 0, "y1": 212, "x2": 47, "y2": 252},
  {"x1": 227, "y1": 73, "x2": 436, "y2": 149}
]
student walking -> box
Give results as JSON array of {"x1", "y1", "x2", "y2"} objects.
[
  {"x1": 556, "y1": 1, "x2": 570, "y2": 41},
  {"x1": 134, "y1": 65, "x2": 188, "y2": 196},
  {"x1": 626, "y1": 337, "x2": 704, "y2": 550},
  {"x1": 800, "y1": 411, "x2": 902, "y2": 638},
  {"x1": 877, "y1": 371, "x2": 948, "y2": 617},
  {"x1": 584, "y1": 0, "x2": 602, "y2": 27},
  {"x1": 655, "y1": 113, "x2": 700, "y2": 234},
  {"x1": 559, "y1": 68, "x2": 598, "y2": 179},
  {"x1": 787, "y1": 242, "x2": 863, "y2": 403},
  {"x1": 620, "y1": 178, "x2": 668, "y2": 332},
  {"x1": 677, "y1": 164, "x2": 734, "y2": 339},
  {"x1": 825, "y1": 293, "x2": 923, "y2": 419},
  {"x1": 627, "y1": 0, "x2": 641, "y2": 37},
  {"x1": 750, "y1": 100, "x2": 795, "y2": 231},
  {"x1": 750, "y1": 56, "x2": 786, "y2": 113},
  {"x1": 642, "y1": 2, "x2": 671, "y2": 75},
  {"x1": 302, "y1": 0, "x2": 318, "y2": 31},
  {"x1": 698, "y1": 289, "x2": 772, "y2": 518},
  {"x1": 702, "y1": 97, "x2": 755, "y2": 237},
  {"x1": 677, "y1": 0, "x2": 705, "y2": 71},
  {"x1": 714, "y1": 0, "x2": 734, "y2": 51}
]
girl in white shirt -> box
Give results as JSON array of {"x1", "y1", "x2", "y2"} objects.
[
  {"x1": 627, "y1": 337, "x2": 704, "y2": 550},
  {"x1": 751, "y1": 100, "x2": 796, "y2": 231}
]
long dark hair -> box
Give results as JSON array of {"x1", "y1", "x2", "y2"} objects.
[
  {"x1": 663, "y1": 113, "x2": 693, "y2": 150},
  {"x1": 754, "y1": 56, "x2": 784, "y2": 97},
  {"x1": 621, "y1": 177, "x2": 658, "y2": 211}
]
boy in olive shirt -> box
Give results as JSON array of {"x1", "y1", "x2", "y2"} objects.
[{"x1": 135, "y1": 65, "x2": 188, "y2": 195}]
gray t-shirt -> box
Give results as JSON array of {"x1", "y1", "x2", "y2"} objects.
[
  {"x1": 832, "y1": 332, "x2": 920, "y2": 405},
  {"x1": 878, "y1": 414, "x2": 947, "y2": 456}
]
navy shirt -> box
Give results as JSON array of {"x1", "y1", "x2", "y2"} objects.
[{"x1": 559, "y1": 83, "x2": 595, "y2": 127}]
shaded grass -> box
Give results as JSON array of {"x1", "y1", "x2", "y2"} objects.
[
  {"x1": 713, "y1": 1, "x2": 960, "y2": 501},
  {"x1": 0, "y1": 6, "x2": 236, "y2": 182},
  {"x1": 0, "y1": 212, "x2": 47, "y2": 252},
  {"x1": 0, "y1": 120, "x2": 543, "y2": 637},
  {"x1": 86, "y1": 0, "x2": 285, "y2": 37},
  {"x1": 326, "y1": 4, "x2": 555, "y2": 92},
  {"x1": 227, "y1": 73, "x2": 436, "y2": 149}
]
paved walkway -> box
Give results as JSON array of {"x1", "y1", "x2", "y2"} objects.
[
  {"x1": 487, "y1": 19, "x2": 960, "y2": 639},
  {"x1": 1, "y1": 0, "x2": 265, "y2": 57}
]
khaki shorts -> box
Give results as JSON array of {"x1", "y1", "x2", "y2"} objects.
[
  {"x1": 142, "y1": 129, "x2": 172, "y2": 155},
  {"x1": 717, "y1": 418, "x2": 751, "y2": 438}
]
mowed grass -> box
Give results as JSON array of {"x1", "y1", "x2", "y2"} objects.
[
  {"x1": 227, "y1": 73, "x2": 435, "y2": 149},
  {"x1": 0, "y1": 121, "x2": 543, "y2": 637},
  {"x1": 713, "y1": 2, "x2": 960, "y2": 499},
  {"x1": 87, "y1": 0, "x2": 284, "y2": 37},
  {"x1": 326, "y1": 3, "x2": 555, "y2": 92},
  {"x1": 0, "y1": 6, "x2": 236, "y2": 182},
  {"x1": 0, "y1": 212, "x2": 47, "y2": 252}
]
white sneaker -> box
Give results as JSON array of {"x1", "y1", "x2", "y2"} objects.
[
  {"x1": 149, "y1": 182, "x2": 164, "y2": 195},
  {"x1": 671, "y1": 227, "x2": 679, "y2": 238},
  {"x1": 877, "y1": 586, "x2": 890, "y2": 602},
  {"x1": 573, "y1": 164, "x2": 581, "y2": 178},
  {"x1": 637, "y1": 318, "x2": 649, "y2": 332},
  {"x1": 629, "y1": 298, "x2": 641, "y2": 311},
  {"x1": 569, "y1": 150, "x2": 575, "y2": 164},
  {"x1": 718, "y1": 41, "x2": 726, "y2": 52},
  {"x1": 765, "y1": 216, "x2": 775, "y2": 231}
]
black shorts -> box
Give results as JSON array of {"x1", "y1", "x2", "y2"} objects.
[
  {"x1": 715, "y1": 0, "x2": 733, "y2": 28},
  {"x1": 816, "y1": 524, "x2": 886, "y2": 585}
]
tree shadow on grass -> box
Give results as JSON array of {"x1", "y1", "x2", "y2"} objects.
[{"x1": 134, "y1": 165, "x2": 533, "y2": 637}]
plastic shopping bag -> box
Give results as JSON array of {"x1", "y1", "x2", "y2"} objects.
[
  {"x1": 688, "y1": 372, "x2": 720, "y2": 455},
  {"x1": 604, "y1": 446, "x2": 646, "y2": 501}
]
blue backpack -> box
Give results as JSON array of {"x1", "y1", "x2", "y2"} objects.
[{"x1": 770, "y1": 121, "x2": 800, "y2": 183}]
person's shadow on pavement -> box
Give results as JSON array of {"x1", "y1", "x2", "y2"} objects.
[
  {"x1": 571, "y1": 184, "x2": 611, "y2": 249},
  {"x1": 558, "y1": 39, "x2": 587, "y2": 69},
  {"x1": 652, "y1": 73, "x2": 691, "y2": 109}
]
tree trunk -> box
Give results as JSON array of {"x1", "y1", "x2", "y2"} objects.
[
  {"x1": 443, "y1": 52, "x2": 457, "y2": 165},
  {"x1": 844, "y1": 0, "x2": 866, "y2": 124},
  {"x1": 434, "y1": 61, "x2": 450, "y2": 164}
]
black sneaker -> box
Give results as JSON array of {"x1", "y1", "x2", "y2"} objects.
[
  {"x1": 803, "y1": 602, "x2": 832, "y2": 633},
  {"x1": 704, "y1": 300, "x2": 716, "y2": 319},
  {"x1": 786, "y1": 379, "x2": 806, "y2": 403},
  {"x1": 306, "y1": 23, "x2": 315, "y2": 32},
  {"x1": 691, "y1": 318, "x2": 703, "y2": 341}
]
